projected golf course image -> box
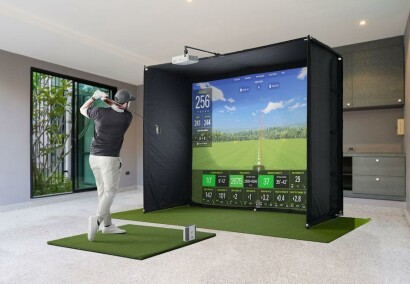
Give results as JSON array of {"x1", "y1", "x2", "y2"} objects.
[
  {"x1": 193, "y1": 136, "x2": 306, "y2": 170},
  {"x1": 192, "y1": 67, "x2": 308, "y2": 209}
]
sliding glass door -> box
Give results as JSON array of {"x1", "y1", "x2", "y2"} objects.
[
  {"x1": 31, "y1": 68, "x2": 115, "y2": 197},
  {"x1": 31, "y1": 72, "x2": 73, "y2": 197},
  {"x1": 74, "y1": 83, "x2": 114, "y2": 192}
]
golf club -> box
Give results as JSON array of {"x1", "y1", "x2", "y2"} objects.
[{"x1": 101, "y1": 97, "x2": 161, "y2": 135}]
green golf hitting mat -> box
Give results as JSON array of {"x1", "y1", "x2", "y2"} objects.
[
  {"x1": 112, "y1": 206, "x2": 370, "y2": 243},
  {"x1": 48, "y1": 224, "x2": 215, "y2": 260}
]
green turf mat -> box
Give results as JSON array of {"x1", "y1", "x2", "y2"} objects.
[
  {"x1": 48, "y1": 224, "x2": 215, "y2": 260},
  {"x1": 112, "y1": 207, "x2": 370, "y2": 243}
]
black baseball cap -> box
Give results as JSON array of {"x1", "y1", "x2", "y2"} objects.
[{"x1": 114, "y1": 89, "x2": 136, "y2": 104}]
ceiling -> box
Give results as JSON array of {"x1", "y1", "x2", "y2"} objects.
[{"x1": 0, "y1": 0, "x2": 409, "y2": 86}]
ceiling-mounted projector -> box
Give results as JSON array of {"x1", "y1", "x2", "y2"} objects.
[
  {"x1": 172, "y1": 46, "x2": 221, "y2": 65},
  {"x1": 172, "y1": 54, "x2": 199, "y2": 65}
]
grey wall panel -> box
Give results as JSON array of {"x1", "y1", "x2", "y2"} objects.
[
  {"x1": 404, "y1": 11, "x2": 410, "y2": 214},
  {"x1": 343, "y1": 53, "x2": 353, "y2": 108}
]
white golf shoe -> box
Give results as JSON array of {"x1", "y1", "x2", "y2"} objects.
[
  {"x1": 88, "y1": 216, "x2": 99, "y2": 241},
  {"x1": 102, "y1": 224, "x2": 126, "y2": 234}
]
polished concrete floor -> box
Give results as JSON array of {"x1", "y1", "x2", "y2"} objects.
[{"x1": 1, "y1": 187, "x2": 409, "y2": 284}]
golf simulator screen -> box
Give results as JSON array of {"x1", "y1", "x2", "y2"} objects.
[{"x1": 192, "y1": 67, "x2": 308, "y2": 210}]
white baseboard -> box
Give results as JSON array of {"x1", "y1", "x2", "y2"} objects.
[{"x1": 118, "y1": 184, "x2": 143, "y2": 192}]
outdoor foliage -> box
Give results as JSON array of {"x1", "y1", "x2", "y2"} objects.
[{"x1": 32, "y1": 72, "x2": 73, "y2": 196}]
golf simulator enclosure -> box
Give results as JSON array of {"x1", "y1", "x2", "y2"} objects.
[{"x1": 143, "y1": 37, "x2": 343, "y2": 228}]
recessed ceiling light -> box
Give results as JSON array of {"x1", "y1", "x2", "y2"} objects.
[
  {"x1": 187, "y1": 0, "x2": 193, "y2": 2},
  {"x1": 359, "y1": 20, "x2": 366, "y2": 26}
]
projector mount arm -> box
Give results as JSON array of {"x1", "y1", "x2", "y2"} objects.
[{"x1": 184, "y1": 46, "x2": 221, "y2": 57}]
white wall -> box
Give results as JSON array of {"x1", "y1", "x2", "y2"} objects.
[
  {"x1": 404, "y1": 11, "x2": 410, "y2": 214},
  {"x1": 0, "y1": 49, "x2": 142, "y2": 205}
]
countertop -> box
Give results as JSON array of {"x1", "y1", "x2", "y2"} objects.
[{"x1": 343, "y1": 152, "x2": 405, "y2": 157}]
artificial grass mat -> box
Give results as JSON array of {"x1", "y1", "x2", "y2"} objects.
[
  {"x1": 112, "y1": 206, "x2": 370, "y2": 243},
  {"x1": 48, "y1": 224, "x2": 215, "y2": 260}
]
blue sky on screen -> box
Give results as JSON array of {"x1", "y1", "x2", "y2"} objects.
[{"x1": 193, "y1": 67, "x2": 307, "y2": 132}]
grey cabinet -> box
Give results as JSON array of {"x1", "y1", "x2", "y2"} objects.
[
  {"x1": 352, "y1": 45, "x2": 404, "y2": 107},
  {"x1": 343, "y1": 53, "x2": 353, "y2": 108},
  {"x1": 343, "y1": 154, "x2": 405, "y2": 200},
  {"x1": 353, "y1": 157, "x2": 405, "y2": 177},
  {"x1": 353, "y1": 175, "x2": 405, "y2": 197},
  {"x1": 335, "y1": 36, "x2": 404, "y2": 110}
]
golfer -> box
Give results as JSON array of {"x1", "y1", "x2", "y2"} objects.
[{"x1": 80, "y1": 89, "x2": 135, "y2": 241}]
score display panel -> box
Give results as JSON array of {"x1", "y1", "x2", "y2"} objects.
[
  {"x1": 192, "y1": 67, "x2": 308, "y2": 211},
  {"x1": 201, "y1": 170, "x2": 307, "y2": 209}
]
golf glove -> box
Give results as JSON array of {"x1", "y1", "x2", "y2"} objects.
[{"x1": 92, "y1": 90, "x2": 108, "y2": 100}]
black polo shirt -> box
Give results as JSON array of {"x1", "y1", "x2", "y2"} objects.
[{"x1": 87, "y1": 107, "x2": 133, "y2": 157}]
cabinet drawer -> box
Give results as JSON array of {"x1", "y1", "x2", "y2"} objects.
[
  {"x1": 353, "y1": 157, "x2": 405, "y2": 176},
  {"x1": 353, "y1": 175, "x2": 405, "y2": 196}
]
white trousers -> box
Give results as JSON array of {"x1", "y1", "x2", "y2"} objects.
[{"x1": 89, "y1": 155, "x2": 122, "y2": 226}]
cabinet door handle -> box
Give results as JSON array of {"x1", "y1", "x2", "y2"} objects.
[
  {"x1": 375, "y1": 159, "x2": 380, "y2": 163},
  {"x1": 375, "y1": 177, "x2": 380, "y2": 181}
]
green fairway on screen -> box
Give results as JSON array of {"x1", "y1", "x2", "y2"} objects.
[{"x1": 192, "y1": 67, "x2": 308, "y2": 210}]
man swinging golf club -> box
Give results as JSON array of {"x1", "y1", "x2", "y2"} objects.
[{"x1": 80, "y1": 89, "x2": 135, "y2": 241}]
